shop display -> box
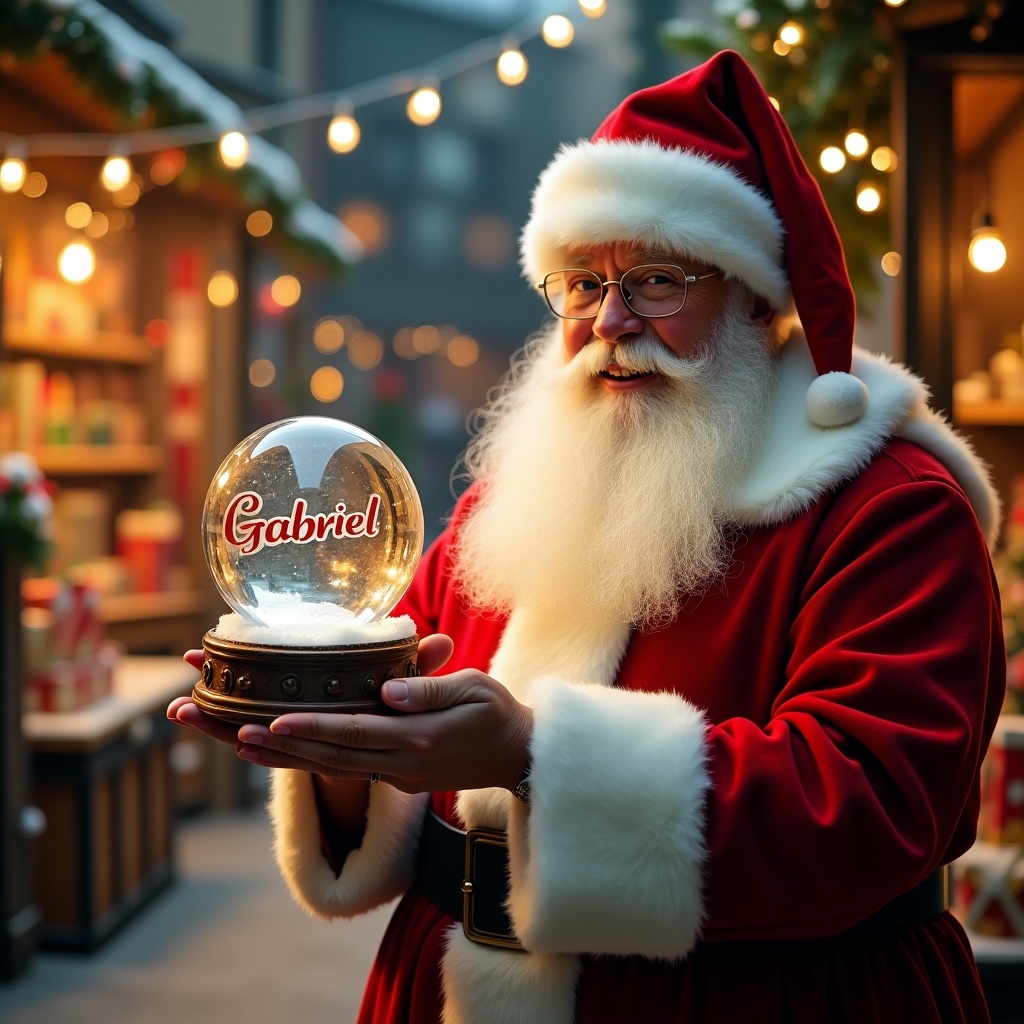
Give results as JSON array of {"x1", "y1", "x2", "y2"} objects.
[
  {"x1": 193, "y1": 416, "x2": 424, "y2": 724},
  {"x1": 21, "y1": 577, "x2": 121, "y2": 713}
]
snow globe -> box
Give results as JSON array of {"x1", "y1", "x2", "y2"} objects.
[{"x1": 192, "y1": 416, "x2": 424, "y2": 724}]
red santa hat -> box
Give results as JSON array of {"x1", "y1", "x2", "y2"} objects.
[{"x1": 520, "y1": 49, "x2": 868, "y2": 428}]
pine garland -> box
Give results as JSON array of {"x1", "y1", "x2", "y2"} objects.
[
  {"x1": 0, "y1": 0, "x2": 348, "y2": 274},
  {"x1": 663, "y1": 0, "x2": 895, "y2": 301},
  {"x1": 663, "y1": 0, "x2": 1005, "y2": 302}
]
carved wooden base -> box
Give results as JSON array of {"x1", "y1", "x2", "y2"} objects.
[{"x1": 192, "y1": 629, "x2": 420, "y2": 724}]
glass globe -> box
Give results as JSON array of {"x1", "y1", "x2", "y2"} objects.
[{"x1": 203, "y1": 417, "x2": 423, "y2": 636}]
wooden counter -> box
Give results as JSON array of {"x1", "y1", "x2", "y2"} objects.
[{"x1": 24, "y1": 657, "x2": 195, "y2": 951}]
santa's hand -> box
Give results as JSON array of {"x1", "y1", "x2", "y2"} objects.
[
  {"x1": 165, "y1": 634, "x2": 458, "y2": 750},
  {"x1": 232, "y1": 651, "x2": 532, "y2": 796}
]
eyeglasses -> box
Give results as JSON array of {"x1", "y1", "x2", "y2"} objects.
[{"x1": 538, "y1": 264, "x2": 722, "y2": 321}]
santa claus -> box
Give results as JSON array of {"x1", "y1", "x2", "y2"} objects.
[{"x1": 170, "y1": 51, "x2": 1005, "y2": 1024}]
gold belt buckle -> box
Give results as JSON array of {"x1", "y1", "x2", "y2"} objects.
[{"x1": 461, "y1": 827, "x2": 525, "y2": 951}]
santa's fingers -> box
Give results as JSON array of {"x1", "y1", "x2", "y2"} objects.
[
  {"x1": 253, "y1": 711, "x2": 417, "y2": 751},
  {"x1": 167, "y1": 695, "x2": 244, "y2": 745},
  {"x1": 234, "y1": 733, "x2": 401, "y2": 778}
]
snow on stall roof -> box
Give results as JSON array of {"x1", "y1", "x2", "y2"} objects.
[{"x1": 71, "y1": 0, "x2": 360, "y2": 265}]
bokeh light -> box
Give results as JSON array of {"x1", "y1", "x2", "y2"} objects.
[
  {"x1": 311, "y1": 366, "x2": 345, "y2": 403},
  {"x1": 208, "y1": 270, "x2": 239, "y2": 307}
]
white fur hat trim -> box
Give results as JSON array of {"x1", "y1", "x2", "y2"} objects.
[{"x1": 520, "y1": 138, "x2": 790, "y2": 310}]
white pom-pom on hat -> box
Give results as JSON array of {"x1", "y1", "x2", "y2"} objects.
[
  {"x1": 805, "y1": 371, "x2": 869, "y2": 428},
  {"x1": 519, "y1": 51, "x2": 875, "y2": 430}
]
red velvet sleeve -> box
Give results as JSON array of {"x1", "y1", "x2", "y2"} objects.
[{"x1": 700, "y1": 462, "x2": 1004, "y2": 940}]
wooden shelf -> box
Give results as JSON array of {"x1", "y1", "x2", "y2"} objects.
[
  {"x1": 99, "y1": 589, "x2": 207, "y2": 625},
  {"x1": 2, "y1": 326, "x2": 155, "y2": 365},
  {"x1": 953, "y1": 398, "x2": 1024, "y2": 426},
  {"x1": 31, "y1": 444, "x2": 163, "y2": 475}
]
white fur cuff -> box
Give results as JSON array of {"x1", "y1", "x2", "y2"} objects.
[
  {"x1": 506, "y1": 678, "x2": 710, "y2": 958},
  {"x1": 269, "y1": 769, "x2": 428, "y2": 919}
]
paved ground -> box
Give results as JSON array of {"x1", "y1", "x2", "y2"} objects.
[{"x1": 0, "y1": 807, "x2": 394, "y2": 1024}]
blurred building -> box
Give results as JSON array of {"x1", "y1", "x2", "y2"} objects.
[{"x1": 155, "y1": 0, "x2": 703, "y2": 537}]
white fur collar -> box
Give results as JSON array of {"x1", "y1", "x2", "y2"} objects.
[{"x1": 731, "y1": 334, "x2": 1000, "y2": 547}]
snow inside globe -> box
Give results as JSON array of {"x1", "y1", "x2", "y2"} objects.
[{"x1": 191, "y1": 416, "x2": 424, "y2": 724}]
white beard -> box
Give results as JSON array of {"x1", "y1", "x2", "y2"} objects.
[{"x1": 451, "y1": 295, "x2": 776, "y2": 627}]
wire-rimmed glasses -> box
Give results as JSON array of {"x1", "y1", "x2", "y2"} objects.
[{"x1": 539, "y1": 264, "x2": 722, "y2": 320}]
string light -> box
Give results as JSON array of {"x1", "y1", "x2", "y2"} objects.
[
  {"x1": 779, "y1": 21, "x2": 804, "y2": 46},
  {"x1": 968, "y1": 220, "x2": 1007, "y2": 273},
  {"x1": 22, "y1": 171, "x2": 47, "y2": 197},
  {"x1": 65, "y1": 201, "x2": 93, "y2": 229},
  {"x1": 310, "y1": 366, "x2": 344, "y2": 403},
  {"x1": 249, "y1": 359, "x2": 276, "y2": 387},
  {"x1": 870, "y1": 146, "x2": 898, "y2": 172},
  {"x1": 844, "y1": 130, "x2": 869, "y2": 158},
  {"x1": 100, "y1": 154, "x2": 132, "y2": 191},
  {"x1": 246, "y1": 210, "x2": 273, "y2": 236},
  {"x1": 819, "y1": 146, "x2": 846, "y2": 173},
  {"x1": 270, "y1": 274, "x2": 301, "y2": 307},
  {"x1": 208, "y1": 270, "x2": 239, "y2": 306},
  {"x1": 58, "y1": 241, "x2": 96, "y2": 283},
  {"x1": 881, "y1": 252, "x2": 902, "y2": 277},
  {"x1": 407, "y1": 86, "x2": 441, "y2": 126},
  {"x1": 327, "y1": 113, "x2": 360, "y2": 153},
  {"x1": 497, "y1": 49, "x2": 528, "y2": 86},
  {"x1": 219, "y1": 130, "x2": 249, "y2": 169},
  {"x1": 856, "y1": 181, "x2": 881, "y2": 213},
  {"x1": 542, "y1": 15, "x2": 575, "y2": 47},
  {"x1": 3, "y1": 11, "x2": 585, "y2": 172},
  {"x1": 314, "y1": 317, "x2": 345, "y2": 353},
  {"x1": 0, "y1": 155, "x2": 27, "y2": 193}
]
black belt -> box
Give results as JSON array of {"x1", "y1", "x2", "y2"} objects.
[{"x1": 414, "y1": 811, "x2": 951, "y2": 950}]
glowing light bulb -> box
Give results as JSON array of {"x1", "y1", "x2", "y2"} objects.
[
  {"x1": 578, "y1": 0, "x2": 606, "y2": 16},
  {"x1": 101, "y1": 154, "x2": 132, "y2": 191},
  {"x1": 0, "y1": 157, "x2": 27, "y2": 193},
  {"x1": 407, "y1": 87, "x2": 441, "y2": 126},
  {"x1": 65, "y1": 202, "x2": 93, "y2": 229},
  {"x1": 328, "y1": 114, "x2": 360, "y2": 153},
  {"x1": 844, "y1": 130, "x2": 869, "y2": 158},
  {"x1": 856, "y1": 182, "x2": 881, "y2": 213},
  {"x1": 208, "y1": 271, "x2": 239, "y2": 307},
  {"x1": 881, "y1": 252, "x2": 902, "y2": 277},
  {"x1": 497, "y1": 49, "x2": 528, "y2": 86},
  {"x1": 779, "y1": 21, "x2": 804, "y2": 46},
  {"x1": 219, "y1": 131, "x2": 249, "y2": 169},
  {"x1": 542, "y1": 15, "x2": 575, "y2": 47},
  {"x1": 968, "y1": 227, "x2": 1007, "y2": 273},
  {"x1": 870, "y1": 146, "x2": 898, "y2": 172},
  {"x1": 58, "y1": 241, "x2": 96, "y2": 283},
  {"x1": 271, "y1": 274, "x2": 301, "y2": 307},
  {"x1": 819, "y1": 146, "x2": 846, "y2": 173}
]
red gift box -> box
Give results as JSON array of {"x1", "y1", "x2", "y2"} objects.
[
  {"x1": 21, "y1": 577, "x2": 118, "y2": 712},
  {"x1": 23, "y1": 645, "x2": 118, "y2": 713},
  {"x1": 22, "y1": 577, "x2": 104, "y2": 661}
]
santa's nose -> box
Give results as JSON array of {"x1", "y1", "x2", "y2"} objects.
[{"x1": 590, "y1": 282, "x2": 644, "y2": 344}]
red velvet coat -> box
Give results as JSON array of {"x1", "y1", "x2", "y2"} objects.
[
  {"x1": 267, "y1": 341, "x2": 1004, "y2": 1024},
  {"x1": 350, "y1": 438, "x2": 1003, "y2": 1024}
]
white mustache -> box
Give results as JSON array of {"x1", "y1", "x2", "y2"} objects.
[{"x1": 569, "y1": 337, "x2": 715, "y2": 382}]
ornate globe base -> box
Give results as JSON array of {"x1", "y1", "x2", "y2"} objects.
[{"x1": 193, "y1": 629, "x2": 420, "y2": 725}]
